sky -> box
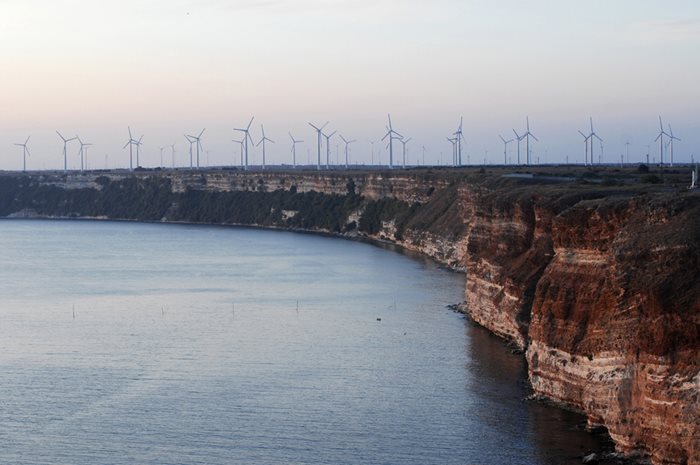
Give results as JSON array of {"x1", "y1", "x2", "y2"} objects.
[{"x1": 0, "y1": 0, "x2": 699, "y2": 170}]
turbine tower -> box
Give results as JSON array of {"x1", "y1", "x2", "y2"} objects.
[
  {"x1": 667, "y1": 124, "x2": 680, "y2": 167},
  {"x1": 289, "y1": 133, "x2": 303, "y2": 168},
  {"x1": 322, "y1": 129, "x2": 337, "y2": 170},
  {"x1": 498, "y1": 135, "x2": 514, "y2": 165},
  {"x1": 256, "y1": 124, "x2": 275, "y2": 170},
  {"x1": 339, "y1": 135, "x2": 356, "y2": 169},
  {"x1": 381, "y1": 114, "x2": 402, "y2": 169},
  {"x1": 232, "y1": 139, "x2": 244, "y2": 167},
  {"x1": 447, "y1": 137, "x2": 457, "y2": 166},
  {"x1": 399, "y1": 137, "x2": 412, "y2": 169},
  {"x1": 184, "y1": 135, "x2": 195, "y2": 168},
  {"x1": 187, "y1": 129, "x2": 205, "y2": 169},
  {"x1": 586, "y1": 118, "x2": 602, "y2": 165},
  {"x1": 76, "y1": 136, "x2": 92, "y2": 172},
  {"x1": 122, "y1": 127, "x2": 140, "y2": 171},
  {"x1": 170, "y1": 144, "x2": 176, "y2": 168},
  {"x1": 512, "y1": 129, "x2": 525, "y2": 165},
  {"x1": 14, "y1": 136, "x2": 30, "y2": 172},
  {"x1": 577, "y1": 130, "x2": 590, "y2": 165},
  {"x1": 454, "y1": 117, "x2": 464, "y2": 166},
  {"x1": 513, "y1": 116, "x2": 540, "y2": 165},
  {"x1": 234, "y1": 117, "x2": 255, "y2": 171},
  {"x1": 308, "y1": 121, "x2": 329, "y2": 171},
  {"x1": 655, "y1": 116, "x2": 670, "y2": 165},
  {"x1": 57, "y1": 131, "x2": 77, "y2": 171}
]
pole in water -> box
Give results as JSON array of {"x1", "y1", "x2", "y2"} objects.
[
  {"x1": 296, "y1": 300, "x2": 299, "y2": 314},
  {"x1": 72, "y1": 304, "x2": 75, "y2": 320},
  {"x1": 232, "y1": 303, "x2": 235, "y2": 319},
  {"x1": 161, "y1": 306, "x2": 164, "y2": 316},
  {"x1": 394, "y1": 300, "x2": 397, "y2": 311}
]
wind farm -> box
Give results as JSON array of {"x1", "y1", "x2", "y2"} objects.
[
  {"x1": 0, "y1": 3, "x2": 698, "y2": 465},
  {"x1": 4, "y1": 113, "x2": 696, "y2": 173}
]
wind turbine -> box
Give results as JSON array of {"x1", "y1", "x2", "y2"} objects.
[
  {"x1": 667, "y1": 124, "x2": 680, "y2": 167},
  {"x1": 655, "y1": 116, "x2": 671, "y2": 165},
  {"x1": 232, "y1": 138, "x2": 244, "y2": 167},
  {"x1": 57, "y1": 131, "x2": 77, "y2": 171},
  {"x1": 308, "y1": 121, "x2": 329, "y2": 171},
  {"x1": 184, "y1": 135, "x2": 195, "y2": 168},
  {"x1": 187, "y1": 129, "x2": 205, "y2": 169},
  {"x1": 447, "y1": 137, "x2": 457, "y2": 166},
  {"x1": 14, "y1": 136, "x2": 30, "y2": 172},
  {"x1": 518, "y1": 117, "x2": 539, "y2": 165},
  {"x1": 122, "y1": 127, "x2": 140, "y2": 171},
  {"x1": 171, "y1": 144, "x2": 176, "y2": 168},
  {"x1": 76, "y1": 136, "x2": 92, "y2": 172},
  {"x1": 323, "y1": 129, "x2": 337, "y2": 169},
  {"x1": 256, "y1": 124, "x2": 274, "y2": 170},
  {"x1": 339, "y1": 134, "x2": 356, "y2": 169},
  {"x1": 382, "y1": 114, "x2": 403, "y2": 169},
  {"x1": 289, "y1": 133, "x2": 303, "y2": 168},
  {"x1": 512, "y1": 129, "x2": 525, "y2": 165},
  {"x1": 454, "y1": 117, "x2": 464, "y2": 166},
  {"x1": 234, "y1": 117, "x2": 255, "y2": 171},
  {"x1": 159, "y1": 146, "x2": 164, "y2": 168},
  {"x1": 577, "y1": 130, "x2": 590, "y2": 165},
  {"x1": 586, "y1": 118, "x2": 602, "y2": 165},
  {"x1": 399, "y1": 137, "x2": 412, "y2": 169},
  {"x1": 498, "y1": 135, "x2": 514, "y2": 165}
]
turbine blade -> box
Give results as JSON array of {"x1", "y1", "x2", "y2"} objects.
[
  {"x1": 247, "y1": 117, "x2": 254, "y2": 130},
  {"x1": 199, "y1": 128, "x2": 206, "y2": 138}
]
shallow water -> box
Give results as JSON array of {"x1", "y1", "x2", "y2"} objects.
[{"x1": 0, "y1": 219, "x2": 604, "y2": 464}]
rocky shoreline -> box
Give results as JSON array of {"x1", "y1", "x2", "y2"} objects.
[{"x1": 0, "y1": 168, "x2": 697, "y2": 465}]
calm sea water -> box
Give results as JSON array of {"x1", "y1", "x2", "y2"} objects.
[{"x1": 0, "y1": 219, "x2": 605, "y2": 465}]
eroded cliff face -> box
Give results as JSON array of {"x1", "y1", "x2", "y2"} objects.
[
  {"x1": 527, "y1": 196, "x2": 700, "y2": 465},
  {"x1": 0, "y1": 169, "x2": 698, "y2": 464}
]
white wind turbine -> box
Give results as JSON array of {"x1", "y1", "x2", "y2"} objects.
[
  {"x1": 184, "y1": 135, "x2": 195, "y2": 168},
  {"x1": 498, "y1": 135, "x2": 513, "y2": 165},
  {"x1": 14, "y1": 136, "x2": 30, "y2": 172},
  {"x1": 256, "y1": 124, "x2": 275, "y2": 170},
  {"x1": 57, "y1": 131, "x2": 77, "y2": 171},
  {"x1": 585, "y1": 117, "x2": 602, "y2": 165},
  {"x1": 453, "y1": 117, "x2": 464, "y2": 166},
  {"x1": 667, "y1": 124, "x2": 680, "y2": 167},
  {"x1": 232, "y1": 138, "x2": 244, "y2": 167},
  {"x1": 323, "y1": 129, "x2": 337, "y2": 169},
  {"x1": 655, "y1": 116, "x2": 671, "y2": 165},
  {"x1": 234, "y1": 117, "x2": 255, "y2": 171},
  {"x1": 187, "y1": 129, "x2": 205, "y2": 169},
  {"x1": 122, "y1": 127, "x2": 140, "y2": 171},
  {"x1": 339, "y1": 135, "x2": 356, "y2": 169},
  {"x1": 382, "y1": 114, "x2": 402, "y2": 169},
  {"x1": 447, "y1": 137, "x2": 457, "y2": 166},
  {"x1": 76, "y1": 136, "x2": 92, "y2": 172},
  {"x1": 170, "y1": 144, "x2": 176, "y2": 168},
  {"x1": 514, "y1": 117, "x2": 538, "y2": 165},
  {"x1": 308, "y1": 121, "x2": 329, "y2": 171},
  {"x1": 289, "y1": 133, "x2": 303, "y2": 168},
  {"x1": 399, "y1": 137, "x2": 412, "y2": 169}
]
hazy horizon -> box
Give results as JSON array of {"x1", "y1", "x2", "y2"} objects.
[{"x1": 1, "y1": 0, "x2": 699, "y2": 170}]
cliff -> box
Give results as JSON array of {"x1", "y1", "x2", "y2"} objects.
[{"x1": 0, "y1": 167, "x2": 697, "y2": 464}]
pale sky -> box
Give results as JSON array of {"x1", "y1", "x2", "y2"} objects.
[{"x1": 1, "y1": 0, "x2": 698, "y2": 170}]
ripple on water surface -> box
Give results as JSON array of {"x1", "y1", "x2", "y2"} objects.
[{"x1": 0, "y1": 220, "x2": 606, "y2": 465}]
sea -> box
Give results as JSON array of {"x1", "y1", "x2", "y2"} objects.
[{"x1": 0, "y1": 219, "x2": 607, "y2": 465}]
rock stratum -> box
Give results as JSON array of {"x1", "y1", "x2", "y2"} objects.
[{"x1": 1, "y1": 168, "x2": 698, "y2": 465}]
